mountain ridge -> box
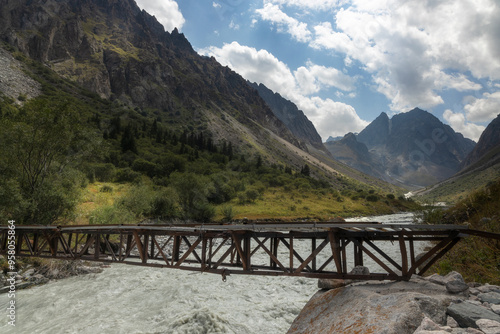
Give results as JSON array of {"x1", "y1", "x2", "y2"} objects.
[
  {"x1": 326, "y1": 108, "x2": 476, "y2": 189},
  {"x1": 248, "y1": 81, "x2": 326, "y2": 152},
  {"x1": 0, "y1": 0, "x2": 406, "y2": 195},
  {"x1": 0, "y1": 0, "x2": 306, "y2": 159},
  {"x1": 460, "y1": 114, "x2": 500, "y2": 171}
]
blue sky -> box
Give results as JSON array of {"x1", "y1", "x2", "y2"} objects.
[{"x1": 135, "y1": 0, "x2": 500, "y2": 142}]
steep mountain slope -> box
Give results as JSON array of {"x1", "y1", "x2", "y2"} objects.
[
  {"x1": 0, "y1": 0, "x2": 406, "y2": 194},
  {"x1": 326, "y1": 108, "x2": 476, "y2": 189},
  {"x1": 246, "y1": 81, "x2": 401, "y2": 191},
  {"x1": 0, "y1": 0, "x2": 308, "y2": 167},
  {"x1": 324, "y1": 133, "x2": 385, "y2": 180},
  {"x1": 460, "y1": 114, "x2": 500, "y2": 171},
  {"x1": 357, "y1": 112, "x2": 391, "y2": 148},
  {"x1": 248, "y1": 82, "x2": 325, "y2": 151},
  {"x1": 415, "y1": 115, "x2": 500, "y2": 203}
]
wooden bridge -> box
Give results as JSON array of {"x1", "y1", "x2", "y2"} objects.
[{"x1": 1, "y1": 222, "x2": 499, "y2": 281}]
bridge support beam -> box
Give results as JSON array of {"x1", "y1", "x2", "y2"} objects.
[{"x1": 1, "y1": 223, "x2": 496, "y2": 281}]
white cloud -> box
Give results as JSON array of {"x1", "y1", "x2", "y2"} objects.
[
  {"x1": 464, "y1": 91, "x2": 500, "y2": 123},
  {"x1": 265, "y1": 0, "x2": 346, "y2": 11},
  {"x1": 229, "y1": 20, "x2": 240, "y2": 30},
  {"x1": 308, "y1": 0, "x2": 499, "y2": 113},
  {"x1": 212, "y1": 2, "x2": 221, "y2": 9},
  {"x1": 199, "y1": 42, "x2": 297, "y2": 96},
  {"x1": 434, "y1": 71, "x2": 482, "y2": 92},
  {"x1": 256, "y1": 3, "x2": 311, "y2": 43},
  {"x1": 298, "y1": 97, "x2": 368, "y2": 138},
  {"x1": 310, "y1": 22, "x2": 351, "y2": 53},
  {"x1": 135, "y1": 0, "x2": 185, "y2": 32},
  {"x1": 443, "y1": 109, "x2": 485, "y2": 142},
  {"x1": 198, "y1": 42, "x2": 366, "y2": 140},
  {"x1": 294, "y1": 62, "x2": 356, "y2": 93}
]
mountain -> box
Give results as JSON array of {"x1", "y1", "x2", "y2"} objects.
[
  {"x1": 0, "y1": 0, "x2": 407, "y2": 198},
  {"x1": 326, "y1": 108, "x2": 476, "y2": 189},
  {"x1": 324, "y1": 133, "x2": 385, "y2": 179},
  {"x1": 325, "y1": 136, "x2": 343, "y2": 142},
  {"x1": 460, "y1": 114, "x2": 500, "y2": 171},
  {"x1": 356, "y1": 112, "x2": 391, "y2": 149},
  {"x1": 413, "y1": 115, "x2": 500, "y2": 203},
  {"x1": 0, "y1": 0, "x2": 309, "y2": 166},
  {"x1": 249, "y1": 82, "x2": 325, "y2": 151}
]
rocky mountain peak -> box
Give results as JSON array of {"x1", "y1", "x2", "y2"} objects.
[
  {"x1": 357, "y1": 111, "x2": 390, "y2": 149},
  {"x1": 328, "y1": 108, "x2": 477, "y2": 188},
  {"x1": 1, "y1": 0, "x2": 315, "y2": 167}
]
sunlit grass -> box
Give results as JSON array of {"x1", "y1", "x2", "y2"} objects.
[
  {"x1": 73, "y1": 182, "x2": 131, "y2": 225},
  {"x1": 74, "y1": 182, "x2": 417, "y2": 224},
  {"x1": 216, "y1": 187, "x2": 401, "y2": 221}
]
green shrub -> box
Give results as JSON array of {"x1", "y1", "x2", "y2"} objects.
[
  {"x1": 115, "y1": 168, "x2": 141, "y2": 182},
  {"x1": 118, "y1": 183, "x2": 155, "y2": 218},
  {"x1": 220, "y1": 204, "x2": 235, "y2": 222},
  {"x1": 150, "y1": 188, "x2": 178, "y2": 219},
  {"x1": 132, "y1": 158, "x2": 159, "y2": 177},
  {"x1": 89, "y1": 205, "x2": 134, "y2": 225},
  {"x1": 100, "y1": 185, "x2": 114, "y2": 193},
  {"x1": 245, "y1": 189, "x2": 259, "y2": 203},
  {"x1": 85, "y1": 163, "x2": 116, "y2": 182},
  {"x1": 238, "y1": 193, "x2": 247, "y2": 205}
]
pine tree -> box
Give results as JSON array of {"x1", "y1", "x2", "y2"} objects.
[
  {"x1": 301, "y1": 164, "x2": 310, "y2": 177},
  {"x1": 121, "y1": 125, "x2": 138, "y2": 154}
]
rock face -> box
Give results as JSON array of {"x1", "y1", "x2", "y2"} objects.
[
  {"x1": 324, "y1": 132, "x2": 386, "y2": 180},
  {"x1": 249, "y1": 82, "x2": 326, "y2": 152},
  {"x1": 0, "y1": 0, "x2": 305, "y2": 156},
  {"x1": 0, "y1": 46, "x2": 41, "y2": 102},
  {"x1": 357, "y1": 111, "x2": 391, "y2": 148},
  {"x1": 288, "y1": 272, "x2": 500, "y2": 334},
  {"x1": 326, "y1": 108, "x2": 476, "y2": 189}
]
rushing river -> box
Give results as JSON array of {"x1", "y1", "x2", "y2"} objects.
[{"x1": 1, "y1": 213, "x2": 423, "y2": 334}]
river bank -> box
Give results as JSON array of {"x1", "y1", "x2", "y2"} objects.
[{"x1": 0, "y1": 257, "x2": 107, "y2": 294}]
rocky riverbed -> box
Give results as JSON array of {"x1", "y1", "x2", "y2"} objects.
[
  {"x1": 288, "y1": 269, "x2": 500, "y2": 334},
  {"x1": 0, "y1": 256, "x2": 107, "y2": 294}
]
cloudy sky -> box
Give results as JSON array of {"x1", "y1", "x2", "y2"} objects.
[{"x1": 135, "y1": 0, "x2": 500, "y2": 142}]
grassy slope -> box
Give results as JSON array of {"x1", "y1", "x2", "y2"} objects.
[
  {"x1": 73, "y1": 181, "x2": 420, "y2": 224},
  {"x1": 426, "y1": 179, "x2": 500, "y2": 284},
  {"x1": 415, "y1": 146, "x2": 500, "y2": 204}
]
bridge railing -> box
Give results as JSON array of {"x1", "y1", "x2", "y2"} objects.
[{"x1": 0, "y1": 222, "x2": 495, "y2": 281}]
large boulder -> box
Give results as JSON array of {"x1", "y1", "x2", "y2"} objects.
[
  {"x1": 426, "y1": 271, "x2": 469, "y2": 294},
  {"x1": 447, "y1": 301, "x2": 500, "y2": 328},
  {"x1": 288, "y1": 277, "x2": 455, "y2": 334},
  {"x1": 478, "y1": 292, "x2": 500, "y2": 304},
  {"x1": 476, "y1": 319, "x2": 500, "y2": 334}
]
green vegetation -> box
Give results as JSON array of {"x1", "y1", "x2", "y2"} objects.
[
  {"x1": 0, "y1": 45, "x2": 418, "y2": 225},
  {"x1": 416, "y1": 163, "x2": 500, "y2": 204},
  {"x1": 0, "y1": 98, "x2": 99, "y2": 225},
  {"x1": 427, "y1": 179, "x2": 500, "y2": 284}
]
